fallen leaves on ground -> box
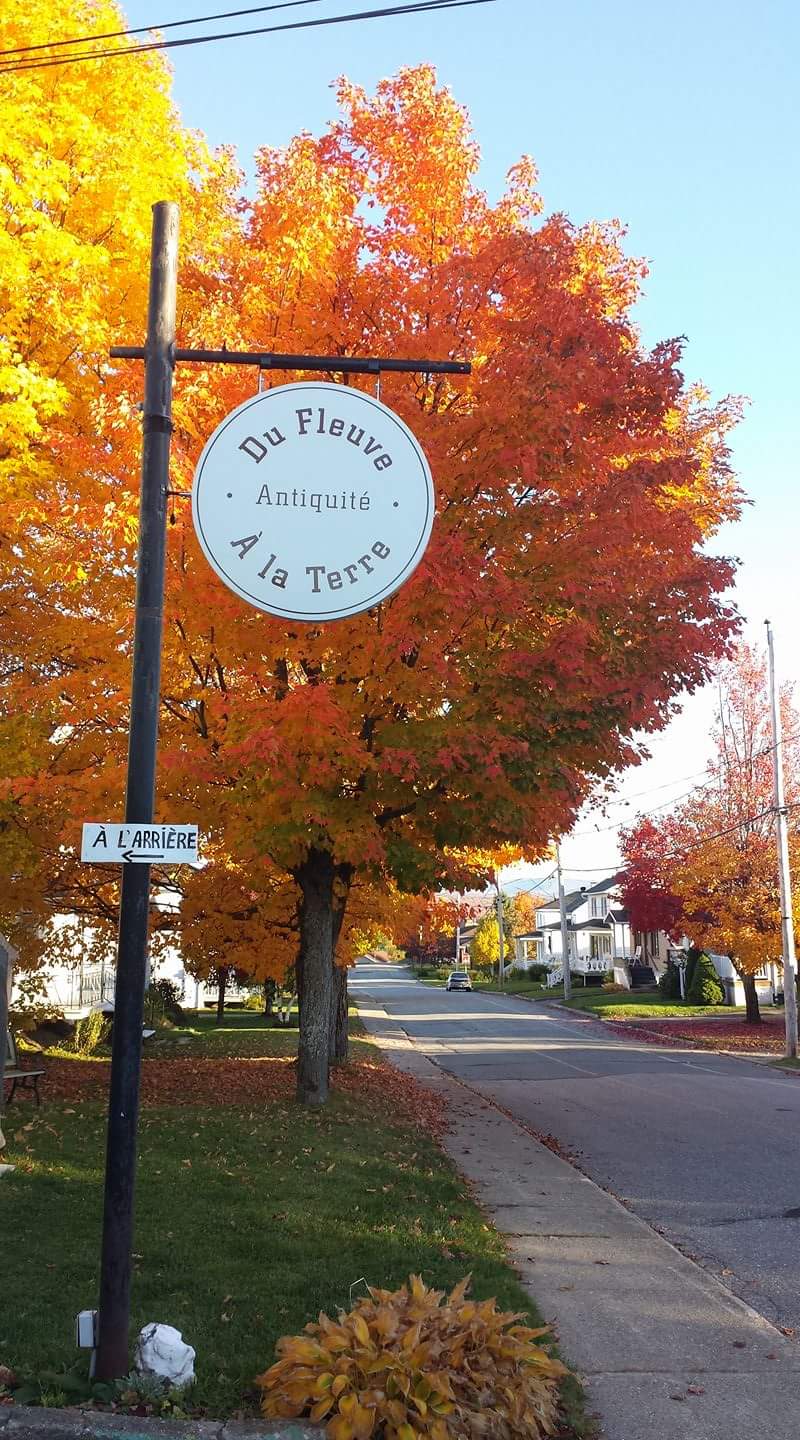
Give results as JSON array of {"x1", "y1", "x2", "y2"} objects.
[
  {"x1": 606, "y1": 1017, "x2": 788, "y2": 1054},
  {"x1": 32, "y1": 1056, "x2": 447, "y2": 1134}
]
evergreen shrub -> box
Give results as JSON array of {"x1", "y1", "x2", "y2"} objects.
[
  {"x1": 686, "y1": 953, "x2": 724, "y2": 1006},
  {"x1": 658, "y1": 963, "x2": 682, "y2": 1000}
]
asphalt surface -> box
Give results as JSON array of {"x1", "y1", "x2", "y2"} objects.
[{"x1": 352, "y1": 962, "x2": 800, "y2": 1334}]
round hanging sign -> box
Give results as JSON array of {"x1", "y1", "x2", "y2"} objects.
[{"x1": 191, "y1": 381, "x2": 435, "y2": 622}]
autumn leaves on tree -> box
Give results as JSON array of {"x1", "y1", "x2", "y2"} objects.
[
  {"x1": 2, "y1": 1, "x2": 744, "y2": 1103},
  {"x1": 620, "y1": 645, "x2": 800, "y2": 1023}
]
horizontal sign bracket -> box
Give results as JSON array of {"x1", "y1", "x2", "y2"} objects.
[{"x1": 110, "y1": 345, "x2": 471, "y2": 376}]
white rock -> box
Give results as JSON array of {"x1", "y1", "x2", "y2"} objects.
[{"x1": 134, "y1": 1323, "x2": 195, "y2": 1389}]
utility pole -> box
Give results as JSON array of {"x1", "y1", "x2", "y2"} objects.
[
  {"x1": 766, "y1": 621, "x2": 798, "y2": 1058},
  {"x1": 556, "y1": 843, "x2": 572, "y2": 1002},
  {"x1": 495, "y1": 872, "x2": 505, "y2": 987},
  {"x1": 95, "y1": 202, "x2": 179, "y2": 1380}
]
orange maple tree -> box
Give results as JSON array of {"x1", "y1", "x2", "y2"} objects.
[
  {"x1": 158, "y1": 70, "x2": 742, "y2": 1101},
  {"x1": 2, "y1": 35, "x2": 744, "y2": 1103}
]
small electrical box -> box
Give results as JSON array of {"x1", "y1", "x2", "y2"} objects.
[{"x1": 75, "y1": 1309, "x2": 98, "y2": 1348}]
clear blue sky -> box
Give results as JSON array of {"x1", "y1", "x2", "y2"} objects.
[{"x1": 127, "y1": 0, "x2": 799, "y2": 878}]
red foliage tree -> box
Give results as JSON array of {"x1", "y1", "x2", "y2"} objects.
[{"x1": 619, "y1": 819, "x2": 684, "y2": 958}]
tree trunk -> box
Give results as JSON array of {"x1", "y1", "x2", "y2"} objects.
[
  {"x1": 295, "y1": 946, "x2": 304, "y2": 1022},
  {"x1": 330, "y1": 965, "x2": 349, "y2": 1066},
  {"x1": 741, "y1": 971, "x2": 761, "y2": 1024},
  {"x1": 329, "y1": 863, "x2": 353, "y2": 1066},
  {"x1": 216, "y1": 967, "x2": 228, "y2": 1026},
  {"x1": 263, "y1": 978, "x2": 275, "y2": 1017},
  {"x1": 294, "y1": 848, "x2": 335, "y2": 1106}
]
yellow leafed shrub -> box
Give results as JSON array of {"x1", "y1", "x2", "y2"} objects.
[{"x1": 256, "y1": 1274, "x2": 566, "y2": 1440}]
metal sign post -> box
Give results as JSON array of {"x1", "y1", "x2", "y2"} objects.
[
  {"x1": 0, "y1": 936, "x2": 15, "y2": 1158},
  {"x1": 95, "y1": 201, "x2": 179, "y2": 1381},
  {"x1": 97, "y1": 198, "x2": 469, "y2": 1379}
]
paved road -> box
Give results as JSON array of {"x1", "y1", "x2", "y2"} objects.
[{"x1": 352, "y1": 962, "x2": 800, "y2": 1333}]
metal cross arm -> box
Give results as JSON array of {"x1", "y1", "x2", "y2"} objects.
[{"x1": 109, "y1": 346, "x2": 471, "y2": 376}]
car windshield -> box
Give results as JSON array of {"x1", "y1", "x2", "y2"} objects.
[{"x1": 449, "y1": 972, "x2": 468, "y2": 979}]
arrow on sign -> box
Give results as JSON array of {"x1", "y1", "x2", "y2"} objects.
[{"x1": 81, "y1": 823, "x2": 199, "y2": 865}]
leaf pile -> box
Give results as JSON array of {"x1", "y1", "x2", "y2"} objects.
[
  {"x1": 37, "y1": 1056, "x2": 447, "y2": 1134},
  {"x1": 258, "y1": 1274, "x2": 565, "y2": 1440},
  {"x1": 606, "y1": 1017, "x2": 787, "y2": 1054}
]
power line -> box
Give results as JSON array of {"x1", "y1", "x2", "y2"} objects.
[
  {"x1": 0, "y1": 0, "x2": 496, "y2": 75},
  {"x1": 654, "y1": 806, "x2": 778, "y2": 864},
  {"x1": 585, "y1": 766, "x2": 716, "y2": 810},
  {"x1": 570, "y1": 786, "x2": 698, "y2": 838},
  {"x1": 560, "y1": 797, "x2": 800, "y2": 880},
  {"x1": 0, "y1": 0, "x2": 326, "y2": 58},
  {"x1": 502, "y1": 869, "x2": 557, "y2": 895},
  {"x1": 571, "y1": 725, "x2": 800, "y2": 837},
  {"x1": 617, "y1": 801, "x2": 800, "y2": 871},
  {"x1": 619, "y1": 728, "x2": 799, "y2": 809}
]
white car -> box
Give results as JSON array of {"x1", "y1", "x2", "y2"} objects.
[{"x1": 446, "y1": 970, "x2": 473, "y2": 992}]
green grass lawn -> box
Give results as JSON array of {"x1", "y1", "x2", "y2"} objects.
[
  {"x1": 1, "y1": 1019, "x2": 591, "y2": 1434},
  {"x1": 146, "y1": 1006, "x2": 372, "y2": 1061},
  {"x1": 419, "y1": 973, "x2": 547, "y2": 998},
  {"x1": 558, "y1": 988, "x2": 751, "y2": 1020},
  {"x1": 470, "y1": 976, "x2": 547, "y2": 997}
]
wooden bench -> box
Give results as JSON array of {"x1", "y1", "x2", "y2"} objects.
[{"x1": 4, "y1": 1029, "x2": 45, "y2": 1107}]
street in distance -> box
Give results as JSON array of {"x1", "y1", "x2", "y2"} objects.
[{"x1": 81, "y1": 822, "x2": 199, "y2": 865}]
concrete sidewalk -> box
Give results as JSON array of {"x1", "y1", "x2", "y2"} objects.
[{"x1": 358, "y1": 995, "x2": 800, "y2": 1440}]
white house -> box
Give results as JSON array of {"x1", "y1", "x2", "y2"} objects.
[
  {"x1": 511, "y1": 866, "x2": 788, "y2": 1002},
  {"x1": 513, "y1": 875, "x2": 644, "y2": 988},
  {"x1": 9, "y1": 909, "x2": 224, "y2": 1018}
]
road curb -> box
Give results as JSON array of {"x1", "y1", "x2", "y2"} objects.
[{"x1": 0, "y1": 1412, "x2": 321, "y2": 1439}]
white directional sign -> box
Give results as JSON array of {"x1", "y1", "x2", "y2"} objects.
[
  {"x1": 81, "y1": 823, "x2": 199, "y2": 865},
  {"x1": 191, "y1": 381, "x2": 435, "y2": 622}
]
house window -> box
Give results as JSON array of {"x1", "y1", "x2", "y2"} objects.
[
  {"x1": 590, "y1": 897, "x2": 606, "y2": 918},
  {"x1": 590, "y1": 933, "x2": 612, "y2": 958}
]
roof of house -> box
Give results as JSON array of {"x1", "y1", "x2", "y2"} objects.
[
  {"x1": 580, "y1": 875, "x2": 622, "y2": 896},
  {"x1": 571, "y1": 918, "x2": 614, "y2": 932},
  {"x1": 606, "y1": 907, "x2": 628, "y2": 923},
  {"x1": 537, "y1": 891, "x2": 585, "y2": 915}
]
